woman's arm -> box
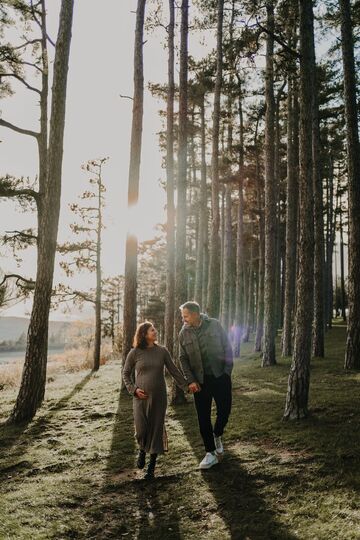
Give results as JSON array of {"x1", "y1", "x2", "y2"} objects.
[
  {"x1": 164, "y1": 348, "x2": 190, "y2": 392},
  {"x1": 122, "y1": 349, "x2": 137, "y2": 395}
]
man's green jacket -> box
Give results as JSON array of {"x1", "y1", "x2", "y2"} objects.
[{"x1": 179, "y1": 314, "x2": 233, "y2": 384}]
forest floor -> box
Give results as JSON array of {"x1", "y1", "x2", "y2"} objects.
[{"x1": 0, "y1": 322, "x2": 359, "y2": 540}]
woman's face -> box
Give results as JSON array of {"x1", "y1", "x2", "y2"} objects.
[{"x1": 145, "y1": 325, "x2": 157, "y2": 342}]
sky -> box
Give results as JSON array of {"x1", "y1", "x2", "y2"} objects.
[{"x1": 1, "y1": 1, "x2": 176, "y2": 319}]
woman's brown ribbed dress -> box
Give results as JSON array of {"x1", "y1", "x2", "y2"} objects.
[{"x1": 123, "y1": 344, "x2": 188, "y2": 454}]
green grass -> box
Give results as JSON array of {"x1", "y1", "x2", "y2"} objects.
[{"x1": 0, "y1": 324, "x2": 360, "y2": 539}]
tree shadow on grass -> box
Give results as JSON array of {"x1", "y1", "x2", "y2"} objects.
[
  {"x1": 0, "y1": 370, "x2": 94, "y2": 477},
  {"x1": 172, "y1": 403, "x2": 298, "y2": 540},
  {"x1": 87, "y1": 390, "x2": 182, "y2": 540}
]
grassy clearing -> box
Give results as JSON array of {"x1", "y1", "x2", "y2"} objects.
[{"x1": 0, "y1": 324, "x2": 359, "y2": 539}]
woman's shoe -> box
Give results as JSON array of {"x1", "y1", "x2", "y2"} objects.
[
  {"x1": 144, "y1": 453, "x2": 157, "y2": 479},
  {"x1": 137, "y1": 449, "x2": 146, "y2": 469}
]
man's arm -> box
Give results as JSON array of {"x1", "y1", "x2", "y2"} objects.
[
  {"x1": 218, "y1": 322, "x2": 233, "y2": 375},
  {"x1": 179, "y1": 336, "x2": 197, "y2": 384}
]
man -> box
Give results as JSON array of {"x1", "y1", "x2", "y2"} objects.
[{"x1": 178, "y1": 301, "x2": 233, "y2": 469}]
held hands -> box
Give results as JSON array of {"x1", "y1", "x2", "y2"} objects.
[
  {"x1": 135, "y1": 388, "x2": 148, "y2": 399},
  {"x1": 188, "y1": 382, "x2": 201, "y2": 394}
]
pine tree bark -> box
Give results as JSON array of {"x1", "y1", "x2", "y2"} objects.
[
  {"x1": 254, "y1": 114, "x2": 265, "y2": 352},
  {"x1": 262, "y1": 1, "x2": 277, "y2": 367},
  {"x1": 93, "y1": 161, "x2": 107, "y2": 370},
  {"x1": 222, "y1": 183, "x2": 232, "y2": 331},
  {"x1": 194, "y1": 94, "x2": 207, "y2": 307},
  {"x1": 9, "y1": 0, "x2": 74, "y2": 423},
  {"x1": 339, "y1": 200, "x2": 347, "y2": 321},
  {"x1": 325, "y1": 159, "x2": 335, "y2": 328},
  {"x1": 340, "y1": 0, "x2": 360, "y2": 369},
  {"x1": 172, "y1": 0, "x2": 189, "y2": 404},
  {"x1": 234, "y1": 79, "x2": 245, "y2": 356},
  {"x1": 122, "y1": 0, "x2": 146, "y2": 374},
  {"x1": 207, "y1": 0, "x2": 224, "y2": 318},
  {"x1": 312, "y1": 35, "x2": 325, "y2": 358},
  {"x1": 284, "y1": 0, "x2": 314, "y2": 420},
  {"x1": 164, "y1": 0, "x2": 176, "y2": 355},
  {"x1": 282, "y1": 75, "x2": 299, "y2": 356}
]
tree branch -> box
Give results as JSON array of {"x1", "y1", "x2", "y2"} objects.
[
  {"x1": 0, "y1": 184, "x2": 39, "y2": 201},
  {"x1": 0, "y1": 118, "x2": 40, "y2": 139},
  {"x1": 0, "y1": 274, "x2": 35, "y2": 288},
  {"x1": 256, "y1": 19, "x2": 300, "y2": 58},
  {"x1": 13, "y1": 39, "x2": 42, "y2": 51},
  {"x1": 4, "y1": 230, "x2": 38, "y2": 241},
  {"x1": 0, "y1": 73, "x2": 41, "y2": 94}
]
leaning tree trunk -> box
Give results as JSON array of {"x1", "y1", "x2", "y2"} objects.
[
  {"x1": 262, "y1": 1, "x2": 277, "y2": 367},
  {"x1": 207, "y1": 0, "x2": 224, "y2": 318},
  {"x1": 340, "y1": 0, "x2": 360, "y2": 370},
  {"x1": 164, "y1": 0, "x2": 176, "y2": 355},
  {"x1": 9, "y1": 0, "x2": 74, "y2": 423},
  {"x1": 284, "y1": 0, "x2": 314, "y2": 420},
  {"x1": 172, "y1": 0, "x2": 189, "y2": 405},
  {"x1": 122, "y1": 0, "x2": 146, "y2": 381}
]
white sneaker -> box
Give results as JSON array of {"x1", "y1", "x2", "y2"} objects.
[
  {"x1": 214, "y1": 434, "x2": 224, "y2": 455},
  {"x1": 199, "y1": 452, "x2": 219, "y2": 469}
]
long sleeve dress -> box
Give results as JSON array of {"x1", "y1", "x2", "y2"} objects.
[{"x1": 122, "y1": 344, "x2": 189, "y2": 455}]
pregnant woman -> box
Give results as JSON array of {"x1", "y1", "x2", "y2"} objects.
[{"x1": 123, "y1": 321, "x2": 191, "y2": 479}]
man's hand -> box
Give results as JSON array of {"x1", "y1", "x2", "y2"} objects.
[
  {"x1": 135, "y1": 388, "x2": 148, "y2": 399},
  {"x1": 188, "y1": 382, "x2": 201, "y2": 394}
]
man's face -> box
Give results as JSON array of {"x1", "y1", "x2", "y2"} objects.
[{"x1": 181, "y1": 308, "x2": 200, "y2": 327}]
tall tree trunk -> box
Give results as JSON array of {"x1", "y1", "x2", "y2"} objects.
[
  {"x1": 9, "y1": 0, "x2": 74, "y2": 423},
  {"x1": 93, "y1": 167, "x2": 103, "y2": 371},
  {"x1": 312, "y1": 50, "x2": 325, "y2": 358},
  {"x1": 164, "y1": 0, "x2": 176, "y2": 355},
  {"x1": 172, "y1": 0, "x2": 188, "y2": 404},
  {"x1": 284, "y1": 0, "x2": 314, "y2": 420},
  {"x1": 254, "y1": 115, "x2": 265, "y2": 352},
  {"x1": 325, "y1": 158, "x2": 335, "y2": 328},
  {"x1": 340, "y1": 0, "x2": 360, "y2": 369},
  {"x1": 339, "y1": 199, "x2": 347, "y2": 321},
  {"x1": 234, "y1": 79, "x2": 245, "y2": 356},
  {"x1": 222, "y1": 183, "x2": 232, "y2": 331},
  {"x1": 282, "y1": 75, "x2": 299, "y2": 356},
  {"x1": 274, "y1": 82, "x2": 285, "y2": 332},
  {"x1": 243, "y1": 231, "x2": 254, "y2": 342},
  {"x1": 194, "y1": 95, "x2": 207, "y2": 307},
  {"x1": 122, "y1": 0, "x2": 146, "y2": 378},
  {"x1": 262, "y1": 1, "x2": 277, "y2": 367},
  {"x1": 207, "y1": 0, "x2": 223, "y2": 317}
]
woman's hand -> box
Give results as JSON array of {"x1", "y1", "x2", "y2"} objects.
[
  {"x1": 188, "y1": 382, "x2": 201, "y2": 394},
  {"x1": 135, "y1": 388, "x2": 148, "y2": 399}
]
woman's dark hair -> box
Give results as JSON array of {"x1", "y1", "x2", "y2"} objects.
[{"x1": 133, "y1": 321, "x2": 153, "y2": 349}]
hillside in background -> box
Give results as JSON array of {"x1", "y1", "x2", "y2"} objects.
[{"x1": 0, "y1": 317, "x2": 71, "y2": 348}]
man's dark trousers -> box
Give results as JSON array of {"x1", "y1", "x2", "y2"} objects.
[{"x1": 194, "y1": 373, "x2": 232, "y2": 452}]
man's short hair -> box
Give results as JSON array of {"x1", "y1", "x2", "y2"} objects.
[{"x1": 180, "y1": 301, "x2": 200, "y2": 314}]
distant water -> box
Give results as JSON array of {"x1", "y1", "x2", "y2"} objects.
[{"x1": 0, "y1": 348, "x2": 65, "y2": 365}]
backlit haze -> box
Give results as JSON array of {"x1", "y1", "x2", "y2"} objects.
[{"x1": 0, "y1": 1, "x2": 177, "y2": 320}]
